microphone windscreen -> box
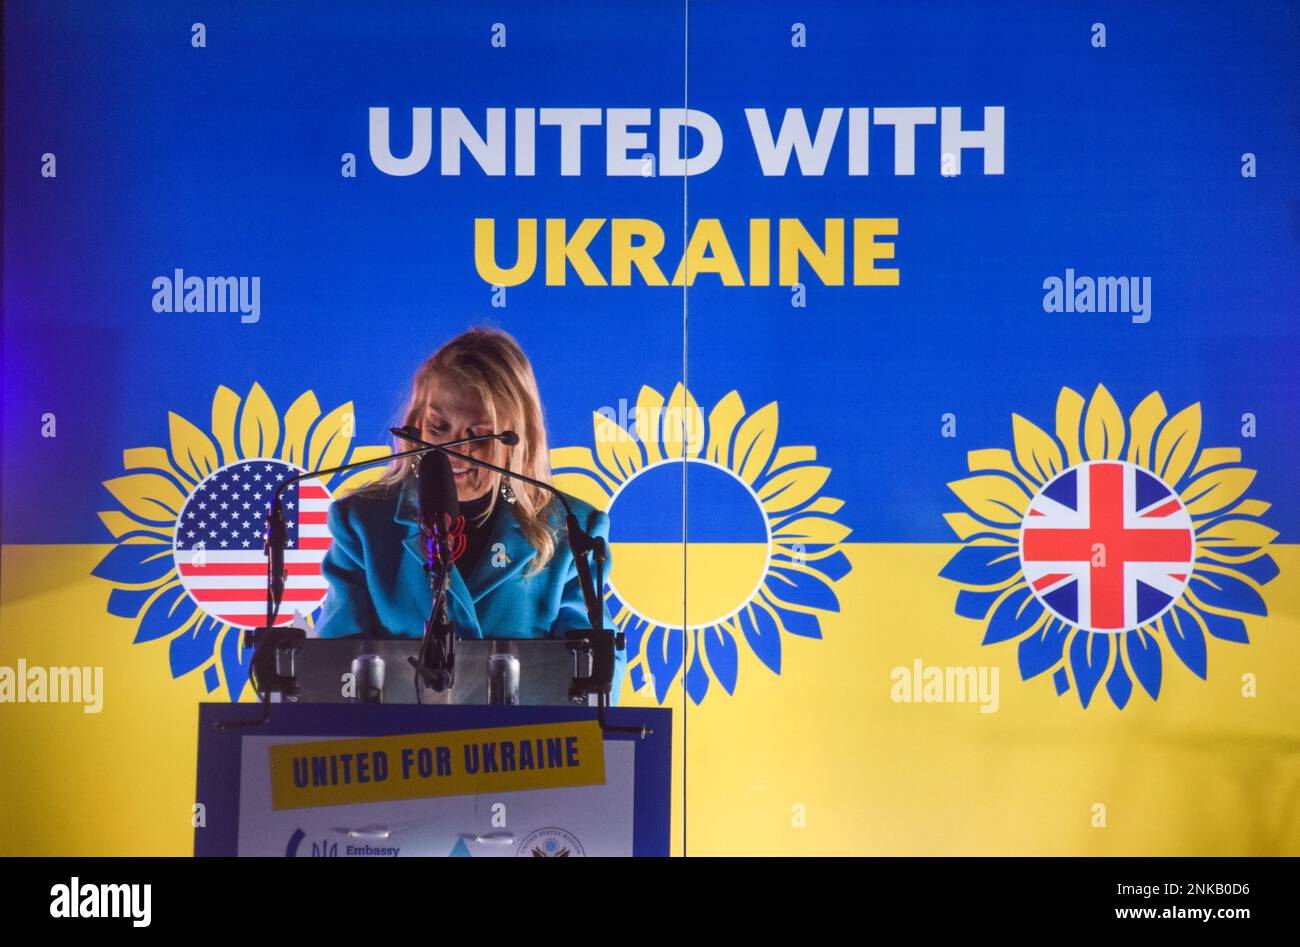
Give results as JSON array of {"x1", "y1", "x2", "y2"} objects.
[
  {"x1": 499, "y1": 430, "x2": 520, "y2": 447},
  {"x1": 416, "y1": 450, "x2": 459, "y2": 532}
]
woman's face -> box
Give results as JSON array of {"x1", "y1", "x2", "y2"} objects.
[{"x1": 420, "y1": 377, "x2": 502, "y2": 502}]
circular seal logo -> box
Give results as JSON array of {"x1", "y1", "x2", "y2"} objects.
[
  {"x1": 1019, "y1": 460, "x2": 1194, "y2": 634},
  {"x1": 517, "y1": 827, "x2": 584, "y2": 857}
]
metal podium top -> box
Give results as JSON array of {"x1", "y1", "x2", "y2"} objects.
[{"x1": 291, "y1": 636, "x2": 582, "y2": 706}]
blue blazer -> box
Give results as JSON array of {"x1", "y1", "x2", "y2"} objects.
[{"x1": 316, "y1": 477, "x2": 624, "y2": 704}]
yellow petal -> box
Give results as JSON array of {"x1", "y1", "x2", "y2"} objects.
[
  {"x1": 168, "y1": 411, "x2": 220, "y2": 482},
  {"x1": 1012, "y1": 414, "x2": 1064, "y2": 484},
  {"x1": 1181, "y1": 467, "x2": 1256, "y2": 515},
  {"x1": 733, "y1": 401, "x2": 779, "y2": 483},
  {"x1": 662, "y1": 383, "x2": 705, "y2": 459},
  {"x1": 770, "y1": 445, "x2": 817, "y2": 470},
  {"x1": 758, "y1": 465, "x2": 831, "y2": 513},
  {"x1": 593, "y1": 411, "x2": 643, "y2": 481},
  {"x1": 1190, "y1": 447, "x2": 1242, "y2": 476},
  {"x1": 308, "y1": 401, "x2": 356, "y2": 473},
  {"x1": 770, "y1": 515, "x2": 851, "y2": 545},
  {"x1": 97, "y1": 510, "x2": 171, "y2": 539},
  {"x1": 943, "y1": 512, "x2": 1018, "y2": 541},
  {"x1": 103, "y1": 473, "x2": 186, "y2": 522},
  {"x1": 550, "y1": 446, "x2": 618, "y2": 491},
  {"x1": 551, "y1": 471, "x2": 612, "y2": 512},
  {"x1": 239, "y1": 383, "x2": 280, "y2": 459},
  {"x1": 947, "y1": 475, "x2": 1030, "y2": 526},
  {"x1": 211, "y1": 386, "x2": 241, "y2": 465},
  {"x1": 634, "y1": 386, "x2": 665, "y2": 464},
  {"x1": 1197, "y1": 546, "x2": 1274, "y2": 566},
  {"x1": 1153, "y1": 402, "x2": 1201, "y2": 486},
  {"x1": 966, "y1": 449, "x2": 1032, "y2": 489},
  {"x1": 1195, "y1": 518, "x2": 1277, "y2": 548},
  {"x1": 281, "y1": 391, "x2": 322, "y2": 469},
  {"x1": 329, "y1": 445, "x2": 393, "y2": 496},
  {"x1": 706, "y1": 391, "x2": 746, "y2": 468},
  {"x1": 1083, "y1": 384, "x2": 1125, "y2": 460},
  {"x1": 1221, "y1": 498, "x2": 1271, "y2": 519},
  {"x1": 802, "y1": 495, "x2": 844, "y2": 516},
  {"x1": 1055, "y1": 387, "x2": 1085, "y2": 467},
  {"x1": 1126, "y1": 392, "x2": 1167, "y2": 469},
  {"x1": 773, "y1": 539, "x2": 852, "y2": 562},
  {"x1": 123, "y1": 447, "x2": 179, "y2": 476}
]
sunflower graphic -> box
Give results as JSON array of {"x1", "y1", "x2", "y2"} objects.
[
  {"x1": 941, "y1": 384, "x2": 1278, "y2": 708},
  {"x1": 91, "y1": 383, "x2": 390, "y2": 699},
  {"x1": 551, "y1": 384, "x2": 852, "y2": 704}
]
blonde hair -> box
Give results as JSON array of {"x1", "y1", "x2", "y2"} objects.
[{"x1": 364, "y1": 327, "x2": 556, "y2": 574}]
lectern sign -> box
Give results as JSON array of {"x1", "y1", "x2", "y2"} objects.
[{"x1": 268, "y1": 721, "x2": 606, "y2": 810}]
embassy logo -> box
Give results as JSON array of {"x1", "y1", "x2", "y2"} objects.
[
  {"x1": 151, "y1": 268, "x2": 261, "y2": 323},
  {"x1": 517, "y1": 827, "x2": 584, "y2": 857},
  {"x1": 285, "y1": 828, "x2": 400, "y2": 857},
  {"x1": 49, "y1": 878, "x2": 151, "y2": 928}
]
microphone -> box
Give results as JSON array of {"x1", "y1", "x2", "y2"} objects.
[
  {"x1": 412, "y1": 449, "x2": 461, "y2": 695},
  {"x1": 415, "y1": 449, "x2": 460, "y2": 557}
]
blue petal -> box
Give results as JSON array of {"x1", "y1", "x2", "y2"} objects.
[
  {"x1": 983, "y1": 586, "x2": 1043, "y2": 644},
  {"x1": 135, "y1": 585, "x2": 194, "y2": 644},
  {"x1": 623, "y1": 614, "x2": 649, "y2": 664},
  {"x1": 91, "y1": 542, "x2": 174, "y2": 586},
  {"x1": 107, "y1": 586, "x2": 156, "y2": 620},
  {"x1": 1018, "y1": 620, "x2": 1068, "y2": 680},
  {"x1": 1069, "y1": 632, "x2": 1110, "y2": 709},
  {"x1": 775, "y1": 606, "x2": 822, "y2": 639},
  {"x1": 956, "y1": 588, "x2": 1002, "y2": 620},
  {"x1": 742, "y1": 605, "x2": 782, "y2": 674},
  {"x1": 1053, "y1": 666, "x2": 1070, "y2": 695},
  {"x1": 1164, "y1": 612, "x2": 1207, "y2": 679},
  {"x1": 203, "y1": 665, "x2": 220, "y2": 693},
  {"x1": 645, "y1": 626, "x2": 685, "y2": 703},
  {"x1": 1125, "y1": 629, "x2": 1162, "y2": 700},
  {"x1": 1220, "y1": 554, "x2": 1278, "y2": 587},
  {"x1": 169, "y1": 614, "x2": 221, "y2": 678},
  {"x1": 766, "y1": 567, "x2": 840, "y2": 612},
  {"x1": 1105, "y1": 654, "x2": 1132, "y2": 709},
  {"x1": 807, "y1": 550, "x2": 852, "y2": 583},
  {"x1": 939, "y1": 544, "x2": 1021, "y2": 586},
  {"x1": 704, "y1": 626, "x2": 739, "y2": 694},
  {"x1": 628, "y1": 664, "x2": 647, "y2": 694},
  {"x1": 685, "y1": 632, "x2": 710, "y2": 704},
  {"x1": 220, "y1": 624, "x2": 252, "y2": 701},
  {"x1": 1190, "y1": 571, "x2": 1267, "y2": 617},
  {"x1": 1198, "y1": 609, "x2": 1249, "y2": 644}
]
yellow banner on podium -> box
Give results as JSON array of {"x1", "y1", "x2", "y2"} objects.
[{"x1": 268, "y1": 720, "x2": 606, "y2": 810}]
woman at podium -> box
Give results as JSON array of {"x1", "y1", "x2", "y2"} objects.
[{"x1": 315, "y1": 327, "x2": 623, "y2": 704}]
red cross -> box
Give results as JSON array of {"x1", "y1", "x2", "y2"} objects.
[{"x1": 1022, "y1": 463, "x2": 1191, "y2": 629}]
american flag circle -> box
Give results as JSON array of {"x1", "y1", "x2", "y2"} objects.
[
  {"x1": 172, "y1": 459, "x2": 333, "y2": 629},
  {"x1": 1019, "y1": 460, "x2": 1196, "y2": 634}
]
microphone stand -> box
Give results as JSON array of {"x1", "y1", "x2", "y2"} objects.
[
  {"x1": 216, "y1": 432, "x2": 508, "y2": 730},
  {"x1": 410, "y1": 470, "x2": 459, "y2": 699},
  {"x1": 396, "y1": 433, "x2": 645, "y2": 737}
]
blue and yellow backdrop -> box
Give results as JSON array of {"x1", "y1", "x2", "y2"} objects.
[{"x1": 3, "y1": 0, "x2": 1298, "y2": 855}]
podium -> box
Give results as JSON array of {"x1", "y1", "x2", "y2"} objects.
[{"x1": 194, "y1": 703, "x2": 671, "y2": 857}]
